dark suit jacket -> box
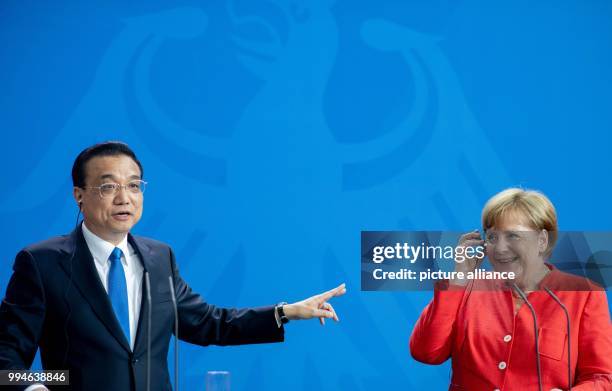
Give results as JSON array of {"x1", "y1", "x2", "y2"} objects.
[{"x1": 0, "y1": 224, "x2": 284, "y2": 390}]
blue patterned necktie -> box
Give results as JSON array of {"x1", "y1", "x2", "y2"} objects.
[{"x1": 108, "y1": 247, "x2": 130, "y2": 346}]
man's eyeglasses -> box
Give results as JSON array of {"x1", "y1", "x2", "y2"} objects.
[{"x1": 82, "y1": 180, "x2": 147, "y2": 198}]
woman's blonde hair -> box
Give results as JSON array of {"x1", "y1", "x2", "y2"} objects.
[{"x1": 482, "y1": 188, "x2": 558, "y2": 257}]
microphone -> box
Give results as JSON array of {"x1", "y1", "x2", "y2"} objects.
[
  {"x1": 544, "y1": 287, "x2": 572, "y2": 391},
  {"x1": 145, "y1": 272, "x2": 152, "y2": 391},
  {"x1": 168, "y1": 276, "x2": 179, "y2": 391},
  {"x1": 512, "y1": 284, "x2": 543, "y2": 391}
]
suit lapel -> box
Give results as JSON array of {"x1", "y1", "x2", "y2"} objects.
[
  {"x1": 129, "y1": 234, "x2": 157, "y2": 357},
  {"x1": 59, "y1": 225, "x2": 132, "y2": 353}
]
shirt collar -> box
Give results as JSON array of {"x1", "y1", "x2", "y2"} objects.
[{"x1": 82, "y1": 221, "x2": 130, "y2": 267}]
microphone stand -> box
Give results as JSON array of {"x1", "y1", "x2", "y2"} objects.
[
  {"x1": 512, "y1": 283, "x2": 543, "y2": 391},
  {"x1": 544, "y1": 287, "x2": 572, "y2": 391},
  {"x1": 168, "y1": 276, "x2": 179, "y2": 391},
  {"x1": 145, "y1": 272, "x2": 152, "y2": 391}
]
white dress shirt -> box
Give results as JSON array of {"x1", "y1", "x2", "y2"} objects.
[{"x1": 81, "y1": 222, "x2": 143, "y2": 350}]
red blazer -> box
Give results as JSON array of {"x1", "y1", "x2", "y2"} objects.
[{"x1": 410, "y1": 265, "x2": 612, "y2": 390}]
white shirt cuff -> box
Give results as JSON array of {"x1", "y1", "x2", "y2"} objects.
[{"x1": 274, "y1": 305, "x2": 282, "y2": 328}]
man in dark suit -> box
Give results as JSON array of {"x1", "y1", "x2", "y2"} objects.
[{"x1": 0, "y1": 142, "x2": 346, "y2": 390}]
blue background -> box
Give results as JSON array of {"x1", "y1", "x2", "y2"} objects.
[{"x1": 1, "y1": 1, "x2": 611, "y2": 389}]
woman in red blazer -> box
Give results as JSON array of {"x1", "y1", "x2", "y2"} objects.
[{"x1": 410, "y1": 188, "x2": 612, "y2": 390}]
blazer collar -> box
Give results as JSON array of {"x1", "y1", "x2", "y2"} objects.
[
  {"x1": 60, "y1": 223, "x2": 153, "y2": 353},
  {"x1": 125, "y1": 228, "x2": 163, "y2": 357}
]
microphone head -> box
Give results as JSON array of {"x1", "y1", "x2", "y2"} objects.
[
  {"x1": 144, "y1": 272, "x2": 152, "y2": 301},
  {"x1": 168, "y1": 276, "x2": 177, "y2": 305}
]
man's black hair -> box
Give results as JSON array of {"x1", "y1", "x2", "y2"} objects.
[{"x1": 72, "y1": 141, "x2": 143, "y2": 187}]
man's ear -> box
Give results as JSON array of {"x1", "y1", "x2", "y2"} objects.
[{"x1": 73, "y1": 187, "x2": 83, "y2": 209}]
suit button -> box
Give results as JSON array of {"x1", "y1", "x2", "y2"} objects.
[
  {"x1": 503, "y1": 334, "x2": 512, "y2": 342},
  {"x1": 498, "y1": 361, "x2": 507, "y2": 370},
  {"x1": 132, "y1": 358, "x2": 139, "y2": 364}
]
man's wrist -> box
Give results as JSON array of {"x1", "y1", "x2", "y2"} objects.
[{"x1": 282, "y1": 303, "x2": 296, "y2": 320}]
